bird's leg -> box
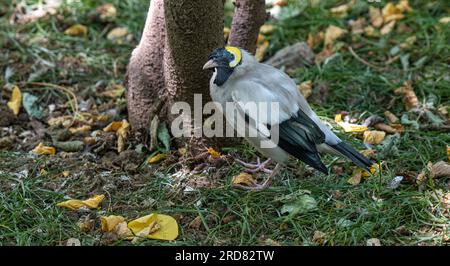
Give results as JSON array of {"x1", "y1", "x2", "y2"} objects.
[
  {"x1": 236, "y1": 158, "x2": 273, "y2": 174},
  {"x1": 233, "y1": 163, "x2": 282, "y2": 191}
]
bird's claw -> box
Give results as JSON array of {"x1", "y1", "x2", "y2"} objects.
[{"x1": 236, "y1": 158, "x2": 273, "y2": 174}]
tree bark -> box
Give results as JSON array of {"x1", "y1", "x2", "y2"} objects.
[
  {"x1": 125, "y1": 0, "x2": 166, "y2": 131},
  {"x1": 163, "y1": 0, "x2": 224, "y2": 137},
  {"x1": 228, "y1": 0, "x2": 266, "y2": 54}
]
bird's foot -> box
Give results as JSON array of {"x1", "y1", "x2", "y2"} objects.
[
  {"x1": 232, "y1": 163, "x2": 282, "y2": 191},
  {"x1": 236, "y1": 158, "x2": 273, "y2": 174}
]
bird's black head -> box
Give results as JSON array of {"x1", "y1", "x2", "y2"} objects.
[{"x1": 203, "y1": 46, "x2": 242, "y2": 86}]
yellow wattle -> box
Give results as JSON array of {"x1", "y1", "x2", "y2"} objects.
[{"x1": 225, "y1": 46, "x2": 241, "y2": 67}]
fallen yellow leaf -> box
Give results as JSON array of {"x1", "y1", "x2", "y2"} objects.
[
  {"x1": 103, "y1": 121, "x2": 123, "y2": 132},
  {"x1": 7, "y1": 85, "x2": 22, "y2": 115},
  {"x1": 47, "y1": 115, "x2": 73, "y2": 127},
  {"x1": 447, "y1": 146, "x2": 450, "y2": 161},
  {"x1": 363, "y1": 130, "x2": 386, "y2": 145},
  {"x1": 364, "y1": 25, "x2": 378, "y2": 37},
  {"x1": 100, "y1": 85, "x2": 125, "y2": 98},
  {"x1": 307, "y1": 31, "x2": 324, "y2": 49},
  {"x1": 347, "y1": 169, "x2": 362, "y2": 185},
  {"x1": 439, "y1": 17, "x2": 450, "y2": 24},
  {"x1": 207, "y1": 147, "x2": 221, "y2": 159},
  {"x1": 32, "y1": 142, "x2": 56, "y2": 155},
  {"x1": 335, "y1": 114, "x2": 368, "y2": 132},
  {"x1": 117, "y1": 120, "x2": 130, "y2": 153},
  {"x1": 128, "y1": 213, "x2": 179, "y2": 241},
  {"x1": 380, "y1": 20, "x2": 396, "y2": 35},
  {"x1": 107, "y1": 27, "x2": 132, "y2": 44},
  {"x1": 101, "y1": 215, "x2": 126, "y2": 232},
  {"x1": 384, "y1": 111, "x2": 399, "y2": 123},
  {"x1": 298, "y1": 80, "x2": 313, "y2": 99},
  {"x1": 57, "y1": 194, "x2": 105, "y2": 210},
  {"x1": 64, "y1": 24, "x2": 88, "y2": 36},
  {"x1": 369, "y1": 6, "x2": 383, "y2": 28},
  {"x1": 330, "y1": 3, "x2": 352, "y2": 18},
  {"x1": 260, "y1": 24, "x2": 275, "y2": 35},
  {"x1": 362, "y1": 163, "x2": 382, "y2": 177},
  {"x1": 396, "y1": 0, "x2": 412, "y2": 13},
  {"x1": 382, "y1": 3, "x2": 404, "y2": 23},
  {"x1": 223, "y1": 27, "x2": 230, "y2": 39},
  {"x1": 232, "y1": 172, "x2": 257, "y2": 187},
  {"x1": 256, "y1": 39, "x2": 269, "y2": 62},
  {"x1": 69, "y1": 125, "x2": 91, "y2": 134},
  {"x1": 148, "y1": 153, "x2": 166, "y2": 164},
  {"x1": 324, "y1": 25, "x2": 347, "y2": 48}
]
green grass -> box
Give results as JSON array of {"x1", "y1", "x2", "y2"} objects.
[{"x1": 0, "y1": 0, "x2": 449, "y2": 246}]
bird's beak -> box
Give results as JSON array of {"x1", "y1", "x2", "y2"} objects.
[{"x1": 202, "y1": 59, "x2": 219, "y2": 70}]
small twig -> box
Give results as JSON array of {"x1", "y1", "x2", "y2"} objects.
[
  {"x1": 348, "y1": 46, "x2": 386, "y2": 71},
  {"x1": 24, "y1": 82, "x2": 79, "y2": 127}
]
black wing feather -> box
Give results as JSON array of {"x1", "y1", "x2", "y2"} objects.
[{"x1": 277, "y1": 109, "x2": 328, "y2": 174}]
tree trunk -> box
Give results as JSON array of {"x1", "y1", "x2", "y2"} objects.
[
  {"x1": 163, "y1": 0, "x2": 224, "y2": 139},
  {"x1": 125, "y1": 0, "x2": 166, "y2": 131},
  {"x1": 228, "y1": 0, "x2": 266, "y2": 54}
]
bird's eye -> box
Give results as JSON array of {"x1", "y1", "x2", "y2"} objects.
[{"x1": 225, "y1": 46, "x2": 241, "y2": 68}]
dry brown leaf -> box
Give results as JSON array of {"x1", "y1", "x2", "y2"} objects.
[
  {"x1": 307, "y1": 32, "x2": 324, "y2": 48},
  {"x1": 330, "y1": 3, "x2": 352, "y2": 18},
  {"x1": 48, "y1": 116, "x2": 73, "y2": 127},
  {"x1": 324, "y1": 25, "x2": 347, "y2": 48},
  {"x1": 360, "y1": 149, "x2": 376, "y2": 157},
  {"x1": 363, "y1": 130, "x2": 386, "y2": 145},
  {"x1": 394, "y1": 81, "x2": 419, "y2": 110},
  {"x1": 83, "y1": 136, "x2": 96, "y2": 145},
  {"x1": 96, "y1": 3, "x2": 117, "y2": 22},
  {"x1": 389, "y1": 123, "x2": 405, "y2": 133},
  {"x1": 232, "y1": 172, "x2": 257, "y2": 187},
  {"x1": 32, "y1": 142, "x2": 56, "y2": 155},
  {"x1": 69, "y1": 125, "x2": 91, "y2": 134},
  {"x1": 7, "y1": 85, "x2": 22, "y2": 115},
  {"x1": 384, "y1": 111, "x2": 399, "y2": 123},
  {"x1": 349, "y1": 17, "x2": 366, "y2": 35},
  {"x1": 117, "y1": 120, "x2": 130, "y2": 153},
  {"x1": 380, "y1": 20, "x2": 396, "y2": 35},
  {"x1": 274, "y1": 0, "x2": 288, "y2": 7},
  {"x1": 298, "y1": 80, "x2": 313, "y2": 99},
  {"x1": 64, "y1": 24, "x2": 87, "y2": 37},
  {"x1": 312, "y1": 230, "x2": 327, "y2": 245},
  {"x1": 374, "y1": 123, "x2": 399, "y2": 134},
  {"x1": 369, "y1": 7, "x2": 383, "y2": 28},
  {"x1": 366, "y1": 238, "x2": 381, "y2": 246},
  {"x1": 188, "y1": 216, "x2": 202, "y2": 230},
  {"x1": 364, "y1": 25, "x2": 378, "y2": 37},
  {"x1": 416, "y1": 161, "x2": 433, "y2": 185},
  {"x1": 431, "y1": 161, "x2": 450, "y2": 179}
]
